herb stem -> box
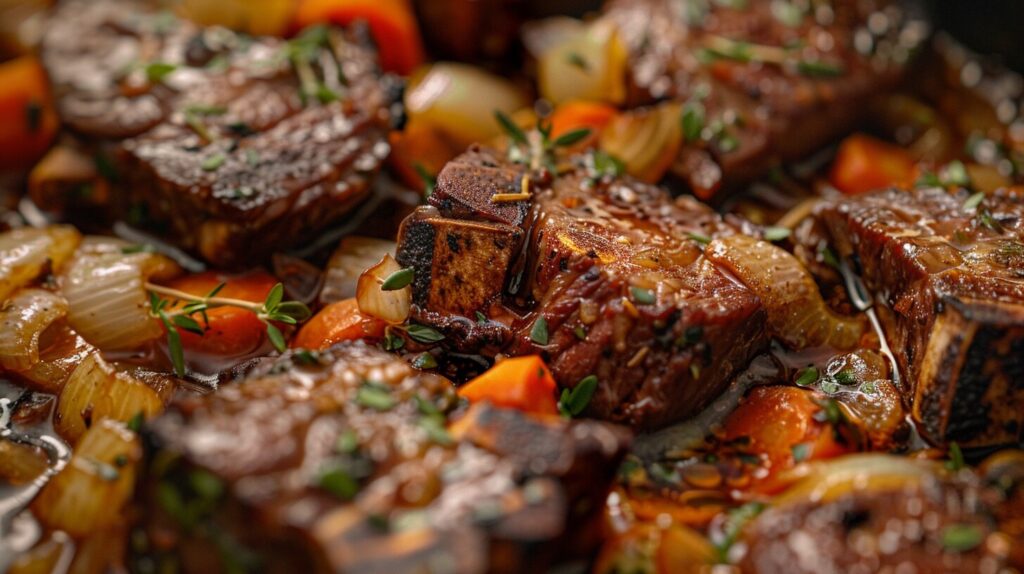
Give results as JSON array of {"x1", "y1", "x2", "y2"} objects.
[{"x1": 144, "y1": 282, "x2": 263, "y2": 315}]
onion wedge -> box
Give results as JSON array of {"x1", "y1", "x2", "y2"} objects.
[
  {"x1": 0, "y1": 225, "x2": 81, "y2": 301},
  {"x1": 706, "y1": 234, "x2": 867, "y2": 350},
  {"x1": 0, "y1": 288, "x2": 68, "y2": 372},
  {"x1": 356, "y1": 253, "x2": 411, "y2": 324}
]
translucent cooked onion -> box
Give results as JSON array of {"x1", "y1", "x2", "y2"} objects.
[
  {"x1": 775, "y1": 454, "x2": 935, "y2": 506},
  {"x1": 706, "y1": 235, "x2": 867, "y2": 350},
  {"x1": 0, "y1": 288, "x2": 68, "y2": 372},
  {"x1": 32, "y1": 419, "x2": 141, "y2": 537},
  {"x1": 356, "y1": 254, "x2": 411, "y2": 324},
  {"x1": 56, "y1": 353, "x2": 165, "y2": 444},
  {"x1": 0, "y1": 225, "x2": 81, "y2": 301},
  {"x1": 322, "y1": 236, "x2": 396, "y2": 305},
  {"x1": 599, "y1": 103, "x2": 683, "y2": 183},
  {"x1": 61, "y1": 237, "x2": 181, "y2": 352},
  {"x1": 536, "y1": 19, "x2": 628, "y2": 105},
  {"x1": 405, "y1": 62, "x2": 529, "y2": 149}
]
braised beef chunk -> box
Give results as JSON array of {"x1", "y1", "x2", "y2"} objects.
[
  {"x1": 41, "y1": 0, "x2": 391, "y2": 267},
  {"x1": 817, "y1": 187, "x2": 1024, "y2": 447},
  {"x1": 602, "y1": 0, "x2": 927, "y2": 198},
  {"x1": 741, "y1": 462, "x2": 1007, "y2": 573},
  {"x1": 138, "y1": 343, "x2": 630, "y2": 573},
  {"x1": 396, "y1": 147, "x2": 768, "y2": 430}
]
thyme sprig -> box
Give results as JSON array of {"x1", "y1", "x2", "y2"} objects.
[
  {"x1": 146, "y1": 282, "x2": 312, "y2": 376},
  {"x1": 496, "y1": 111, "x2": 591, "y2": 174}
]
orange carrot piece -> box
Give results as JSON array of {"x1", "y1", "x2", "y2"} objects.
[
  {"x1": 0, "y1": 56, "x2": 59, "y2": 171},
  {"x1": 292, "y1": 298, "x2": 387, "y2": 350},
  {"x1": 830, "y1": 133, "x2": 915, "y2": 195},
  {"x1": 458, "y1": 355, "x2": 560, "y2": 415}
]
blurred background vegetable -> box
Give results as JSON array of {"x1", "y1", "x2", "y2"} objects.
[
  {"x1": 533, "y1": 19, "x2": 627, "y2": 105},
  {"x1": 177, "y1": 0, "x2": 295, "y2": 36},
  {"x1": 0, "y1": 55, "x2": 58, "y2": 171}
]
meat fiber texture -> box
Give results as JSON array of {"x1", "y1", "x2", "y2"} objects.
[
  {"x1": 397, "y1": 146, "x2": 769, "y2": 431},
  {"x1": 41, "y1": 0, "x2": 392, "y2": 267}
]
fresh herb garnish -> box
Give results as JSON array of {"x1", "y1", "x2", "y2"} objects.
[
  {"x1": 318, "y1": 466, "x2": 360, "y2": 500},
  {"x1": 383, "y1": 330, "x2": 405, "y2": 351},
  {"x1": 494, "y1": 110, "x2": 529, "y2": 146},
  {"x1": 681, "y1": 101, "x2": 706, "y2": 143},
  {"x1": 714, "y1": 502, "x2": 765, "y2": 562},
  {"x1": 414, "y1": 163, "x2": 437, "y2": 198},
  {"x1": 412, "y1": 352, "x2": 438, "y2": 370},
  {"x1": 144, "y1": 62, "x2": 177, "y2": 84},
  {"x1": 356, "y1": 384, "x2": 396, "y2": 411},
  {"x1": 552, "y1": 128, "x2": 592, "y2": 148},
  {"x1": 946, "y1": 441, "x2": 965, "y2": 471},
  {"x1": 796, "y1": 60, "x2": 845, "y2": 77},
  {"x1": 763, "y1": 226, "x2": 791, "y2": 242},
  {"x1": 963, "y1": 191, "x2": 985, "y2": 211},
  {"x1": 530, "y1": 316, "x2": 549, "y2": 345},
  {"x1": 687, "y1": 232, "x2": 712, "y2": 246},
  {"x1": 147, "y1": 281, "x2": 312, "y2": 375},
  {"x1": 126, "y1": 411, "x2": 145, "y2": 433},
  {"x1": 833, "y1": 369, "x2": 857, "y2": 385},
  {"x1": 403, "y1": 324, "x2": 445, "y2": 344},
  {"x1": 791, "y1": 442, "x2": 810, "y2": 463},
  {"x1": 475, "y1": 311, "x2": 488, "y2": 324},
  {"x1": 630, "y1": 286, "x2": 656, "y2": 305},
  {"x1": 121, "y1": 244, "x2": 155, "y2": 255},
  {"x1": 201, "y1": 153, "x2": 226, "y2": 171},
  {"x1": 794, "y1": 366, "x2": 818, "y2": 386},
  {"x1": 574, "y1": 325, "x2": 587, "y2": 340},
  {"x1": 381, "y1": 267, "x2": 414, "y2": 291},
  {"x1": 941, "y1": 523, "x2": 983, "y2": 552},
  {"x1": 558, "y1": 375, "x2": 598, "y2": 418}
]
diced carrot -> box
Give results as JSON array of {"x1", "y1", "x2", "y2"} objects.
[
  {"x1": 548, "y1": 100, "x2": 618, "y2": 144},
  {"x1": 0, "y1": 56, "x2": 59, "y2": 171},
  {"x1": 292, "y1": 298, "x2": 387, "y2": 350},
  {"x1": 292, "y1": 0, "x2": 424, "y2": 75},
  {"x1": 458, "y1": 355, "x2": 560, "y2": 416},
  {"x1": 722, "y1": 386, "x2": 850, "y2": 489},
  {"x1": 830, "y1": 133, "x2": 915, "y2": 195},
  {"x1": 164, "y1": 271, "x2": 278, "y2": 358}
]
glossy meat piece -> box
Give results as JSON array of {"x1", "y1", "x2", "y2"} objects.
[
  {"x1": 817, "y1": 186, "x2": 1024, "y2": 447},
  {"x1": 138, "y1": 342, "x2": 630, "y2": 573},
  {"x1": 396, "y1": 146, "x2": 768, "y2": 430},
  {"x1": 741, "y1": 462, "x2": 1010, "y2": 573},
  {"x1": 41, "y1": 0, "x2": 391, "y2": 267},
  {"x1": 602, "y1": 0, "x2": 928, "y2": 199}
]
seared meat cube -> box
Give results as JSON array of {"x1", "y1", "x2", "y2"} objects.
[
  {"x1": 396, "y1": 146, "x2": 768, "y2": 430},
  {"x1": 741, "y1": 455, "x2": 1012, "y2": 573},
  {"x1": 41, "y1": 0, "x2": 391, "y2": 268},
  {"x1": 138, "y1": 342, "x2": 630, "y2": 573},
  {"x1": 602, "y1": 0, "x2": 927, "y2": 199},
  {"x1": 817, "y1": 186, "x2": 1024, "y2": 447}
]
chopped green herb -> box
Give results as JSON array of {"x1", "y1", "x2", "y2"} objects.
[
  {"x1": 383, "y1": 330, "x2": 405, "y2": 351},
  {"x1": 475, "y1": 311, "x2": 488, "y2": 324},
  {"x1": 795, "y1": 366, "x2": 818, "y2": 386},
  {"x1": 293, "y1": 350, "x2": 322, "y2": 366},
  {"x1": 189, "y1": 470, "x2": 224, "y2": 500},
  {"x1": 681, "y1": 101, "x2": 706, "y2": 143},
  {"x1": 796, "y1": 60, "x2": 845, "y2": 77},
  {"x1": 791, "y1": 442, "x2": 810, "y2": 463},
  {"x1": 318, "y1": 466, "x2": 359, "y2": 500},
  {"x1": 717, "y1": 132, "x2": 740, "y2": 153},
  {"x1": 265, "y1": 323, "x2": 286, "y2": 353},
  {"x1": 821, "y1": 246, "x2": 841, "y2": 270},
  {"x1": 566, "y1": 51, "x2": 590, "y2": 72},
  {"x1": 418, "y1": 416, "x2": 453, "y2": 445},
  {"x1": 126, "y1": 411, "x2": 145, "y2": 433},
  {"x1": 941, "y1": 523, "x2": 983, "y2": 552},
  {"x1": 404, "y1": 324, "x2": 445, "y2": 344},
  {"x1": 494, "y1": 110, "x2": 528, "y2": 146},
  {"x1": 574, "y1": 325, "x2": 587, "y2": 340},
  {"x1": 315, "y1": 84, "x2": 339, "y2": 104},
  {"x1": 833, "y1": 369, "x2": 857, "y2": 386},
  {"x1": 173, "y1": 314, "x2": 205, "y2": 336},
  {"x1": 763, "y1": 226, "x2": 791, "y2": 242},
  {"x1": 553, "y1": 127, "x2": 592, "y2": 148},
  {"x1": 381, "y1": 267, "x2": 415, "y2": 291},
  {"x1": 942, "y1": 160, "x2": 970, "y2": 187},
  {"x1": 714, "y1": 502, "x2": 765, "y2": 562},
  {"x1": 687, "y1": 232, "x2": 712, "y2": 246},
  {"x1": 121, "y1": 244, "x2": 155, "y2": 255},
  {"x1": 414, "y1": 163, "x2": 436, "y2": 198},
  {"x1": 184, "y1": 104, "x2": 227, "y2": 116},
  {"x1": 963, "y1": 191, "x2": 985, "y2": 211},
  {"x1": 412, "y1": 352, "x2": 437, "y2": 370},
  {"x1": 589, "y1": 150, "x2": 625, "y2": 180},
  {"x1": 558, "y1": 375, "x2": 598, "y2": 417},
  {"x1": 144, "y1": 62, "x2": 178, "y2": 84},
  {"x1": 201, "y1": 153, "x2": 227, "y2": 171},
  {"x1": 630, "y1": 286, "x2": 656, "y2": 305},
  {"x1": 946, "y1": 441, "x2": 965, "y2": 471},
  {"x1": 336, "y1": 430, "x2": 359, "y2": 453},
  {"x1": 530, "y1": 316, "x2": 549, "y2": 345},
  {"x1": 355, "y1": 385, "x2": 396, "y2": 411}
]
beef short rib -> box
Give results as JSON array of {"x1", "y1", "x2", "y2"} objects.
[
  {"x1": 396, "y1": 146, "x2": 768, "y2": 430},
  {"x1": 818, "y1": 186, "x2": 1024, "y2": 447},
  {"x1": 139, "y1": 342, "x2": 630, "y2": 573},
  {"x1": 41, "y1": 0, "x2": 392, "y2": 267}
]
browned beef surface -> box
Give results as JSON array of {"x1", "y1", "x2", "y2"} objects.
[
  {"x1": 602, "y1": 0, "x2": 928, "y2": 199},
  {"x1": 741, "y1": 466, "x2": 1008, "y2": 573},
  {"x1": 817, "y1": 186, "x2": 1024, "y2": 447},
  {"x1": 41, "y1": 0, "x2": 391, "y2": 267},
  {"x1": 138, "y1": 342, "x2": 630, "y2": 573},
  {"x1": 396, "y1": 146, "x2": 768, "y2": 430}
]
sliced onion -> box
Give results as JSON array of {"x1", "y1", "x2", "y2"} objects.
[
  {"x1": 0, "y1": 225, "x2": 81, "y2": 301},
  {"x1": 17, "y1": 323, "x2": 92, "y2": 395},
  {"x1": 322, "y1": 236, "x2": 396, "y2": 305},
  {"x1": 706, "y1": 234, "x2": 867, "y2": 350},
  {"x1": 405, "y1": 62, "x2": 529, "y2": 149},
  {"x1": 0, "y1": 288, "x2": 68, "y2": 372},
  {"x1": 536, "y1": 19, "x2": 628, "y2": 105},
  {"x1": 32, "y1": 419, "x2": 141, "y2": 537},
  {"x1": 599, "y1": 103, "x2": 683, "y2": 182},
  {"x1": 356, "y1": 254, "x2": 411, "y2": 324},
  {"x1": 56, "y1": 353, "x2": 165, "y2": 444},
  {"x1": 61, "y1": 237, "x2": 181, "y2": 352},
  {"x1": 0, "y1": 438, "x2": 49, "y2": 485},
  {"x1": 775, "y1": 454, "x2": 935, "y2": 506}
]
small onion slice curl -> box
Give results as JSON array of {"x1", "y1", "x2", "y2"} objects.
[
  {"x1": 0, "y1": 225, "x2": 81, "y2": 301},
  {"x1": 706, "y1": 234, "x2": 867, "y2": 350},
  {"x1": 0, "y1": 288, "x2": 68, "y2": 372},
  {"x1": 356, "y1": 253, "x2": 411, "y2": 324}
]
